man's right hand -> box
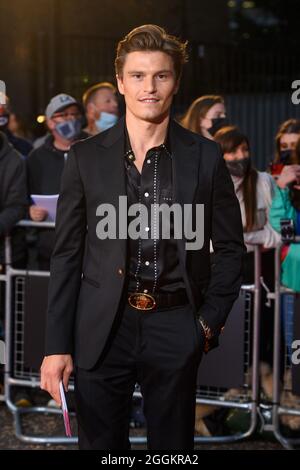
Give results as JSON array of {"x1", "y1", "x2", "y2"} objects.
[
  {"x1": 29, "y1": 205, "x2": 48, "y2": 222},
  {"x1": 40, "y1": 354, "x2": 73, "y2": 406}
]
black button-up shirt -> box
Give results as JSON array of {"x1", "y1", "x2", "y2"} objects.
[{"x1": 124, "y1": 129, "x2": 185, "y2": 294}]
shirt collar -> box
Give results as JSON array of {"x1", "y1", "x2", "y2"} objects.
[{"x1": 124, "y1": 124, "x2": 172, "y2": 164}]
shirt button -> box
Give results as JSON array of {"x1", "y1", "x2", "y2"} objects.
[
  {"x1": 145, "y1": 261, "x2": 150, "y2": 266},
  {"x1": 147, "y1": 159, "x2": 151, "y2": 164},
  {"x1": 144, "y1": 192, "x2": 149, "y2": 197},
  {"x1": 145, "y1": 227, "x2": 150, "y2": 232},
  {"x1": 143, "y1": 289, "x2": 148, "y2": 293},
  {"x1": 117, "y1": 268, "x2": 124, "y2": 275}
]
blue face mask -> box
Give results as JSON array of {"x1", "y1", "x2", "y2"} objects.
[
  {"x1": 95, "y1": 112, "x2": 118, "y2": 132},
  {"x1": 0, "y1": 113, "x2": 9, "y2": 129},
  {"x1": 55, "y1": 118, "x2": 82, "y2": 141}
]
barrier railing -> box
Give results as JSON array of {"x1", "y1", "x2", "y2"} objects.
[
  {"x1": 3, "y1": 221, "x2": 78, "y2": 444},
  {"x1": 271, "y1": 240, "x2": 300, "y2": 450},
  {"x1": 194, "y1": 244, "x2": 262, "y2": 444}
]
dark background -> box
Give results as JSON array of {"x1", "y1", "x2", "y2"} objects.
[{"x1": 1, "y1": 0, "x2": 300, "y2": 168}]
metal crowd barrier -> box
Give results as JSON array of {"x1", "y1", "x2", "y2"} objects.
[
  {"x1": 194, "y1": 245, "x2": 262, "y2": 444},
  {"x1": 4, "y1": 221, "x2": 78, "y2": 445},
  {"x1": 3, "y1": 220, "x2": 262, "y2": 446},
  {"x1": 0, "y1": 268, "x2": 6, "y2": 403},
  {"x1": 271, "y1": 240, "x2": 300, "y2": 450}
]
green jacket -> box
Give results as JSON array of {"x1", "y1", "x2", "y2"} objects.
[{"x1": 269, "y1": 185, "x2": 300, "y2": 291}]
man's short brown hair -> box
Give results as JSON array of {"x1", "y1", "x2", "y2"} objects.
[{"x1": 115, "y1": 24, "x2": 188, "y2": 80}]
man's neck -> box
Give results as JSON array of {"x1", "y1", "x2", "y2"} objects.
[
  {"x1": 53, "y1": 136, "x2": 71, "y2": 151},
  {"x1": 126, "y1": 112, "x2": 170, "y2": 162}
]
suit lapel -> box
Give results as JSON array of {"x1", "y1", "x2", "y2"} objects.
[
  {"x1": 170, "y1": 120, "x2": 200, "y2": 264},
  {"x1": 96, "y1": 118, "x2": 127, "y2": 261},
  {"x1": 170, "y1": 119, "x2": 199, "y2": 206}
]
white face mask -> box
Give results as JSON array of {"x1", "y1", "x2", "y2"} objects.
[{"x1": 95, "y1": 112, "x2": 118, "y2": 132}]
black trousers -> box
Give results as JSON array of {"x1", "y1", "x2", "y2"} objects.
[{"x1": 74, "y1": 302, "x2": 204, "y2": 450}]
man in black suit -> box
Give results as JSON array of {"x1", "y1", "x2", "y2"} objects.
[{"x1": 41, "y1": 24, "x2": 245, "y2": 450}]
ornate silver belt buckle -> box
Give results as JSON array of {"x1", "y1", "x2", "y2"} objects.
[{"x1": 128, "y1": 292, "x2": 156, "y2": 311}]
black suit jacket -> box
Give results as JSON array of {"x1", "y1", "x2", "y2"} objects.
[{"x1": 45, "y1": 117, "x2": 245, "y2": 369}]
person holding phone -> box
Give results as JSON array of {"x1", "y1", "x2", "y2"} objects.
[{"x1": 270, "y1": 135, "x2": 300, "y2": 291}]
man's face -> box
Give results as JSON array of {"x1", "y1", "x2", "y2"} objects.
[
  {"x1": 47, "y1": 104, "x2": 81, "y2": 132},
  {"x1": 90, "y1": 88, "x2": 118, "y2": 119},
  {"x1": 117, "y1": 51, "x2": 179, "y2": 123},
  {"x1": 47, "y1": 104, "x2": 82, "y2": 141}
]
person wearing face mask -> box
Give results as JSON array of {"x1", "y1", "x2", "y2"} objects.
[
  {"x1": 270, "y1": 135, "x2": 300, "y2": 292},
  {"x1": 180, "y1": 94, "x2": 228, "y2": 140},
  {"x1": 0, "y1": 95, "x2": 33, "y2": 157},
  {"x1": 215, "y1": 126, "x2": 280, "y2": 251},
  {"x1": 0, "y1": 131, "x2": 28, "y2": 266},
  {"x1": 82, "y1": 82, "x2": 119, "y2": 136},
  {"x1": 270, "y1": 138, "x2": 300, "y2": 428},
  {"x1": 270, "y1": 119, "x2": 300, "y2": 175},
  {"x1": 215, "y1": 126, "x2": 280, "y2": 371},
  {"x1": 27, "y1": 93, "x2": 88, "y2": 270},
  {"x1": 0, "y1": 129, "x2": 28, "y2": 400}
]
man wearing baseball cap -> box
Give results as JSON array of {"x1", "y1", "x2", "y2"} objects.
[
  {"x1": 27, "y1": 93, "x2": 88, "y2": 270},
  {"x1": 0, "y1": 93, "x2": 32, "y2": 157}
]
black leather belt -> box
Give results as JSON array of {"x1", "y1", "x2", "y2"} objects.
[{"x1": 128, "y1": 290, "x2": 189, "y2": 311}]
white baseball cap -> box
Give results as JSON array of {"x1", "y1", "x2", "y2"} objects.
[{"x1": 45, "y1": 93, "x2": 81, "y2": 119}]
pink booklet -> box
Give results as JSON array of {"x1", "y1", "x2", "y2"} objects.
[{"x1": 59, "y1": 380, "x2": 72, "y2": 437}]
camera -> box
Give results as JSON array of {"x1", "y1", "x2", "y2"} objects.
[{"x1": 280, "y1": 218, "x2": 295, "y2": 242}]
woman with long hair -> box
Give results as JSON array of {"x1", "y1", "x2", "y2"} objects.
[
  {"x1": 270, "y1": 135, "x2": 300, "y2": 292},
  {"x1": 180, "y1": 95, "x2": 227, "y2": 139},
  {"x1": 273, "y1": 118, "x2": 300, "y2": 166},
  {"x1": 215, "y1": 126, "x2": 280, "y2": 247},
  {"x1": 215, "y1": 125, "x2": 280, "y2": 369}
]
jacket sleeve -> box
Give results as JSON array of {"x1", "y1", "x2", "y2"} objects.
[
  {"x1": 243, "y1": 173, "x2": 281, "y2": 248},
  {"x1": 0, "y1": 155, "x2": 27, "y2": 236},
  {"x1": 243, "y1": 223, "x2": 281, "y2": 248},
  {"x1": 45, "y1": 146, "x2": 87, "y2": 356},
  {"x1": 199, "y1": 147, "x2": 246, "y2": 338},
  {"x1": 269, "y1": 185, "x2": 296, "y2": 234}
]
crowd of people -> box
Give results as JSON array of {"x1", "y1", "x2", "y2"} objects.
[{"x1": 0, "y1": 83, "x2": 300, "y2": 434}]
